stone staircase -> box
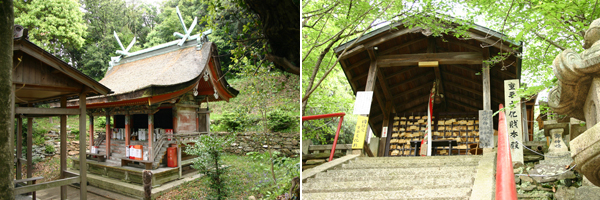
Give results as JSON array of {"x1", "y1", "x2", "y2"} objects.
[
  {"x1": 302, "y1": 155, "x2": 482, "y2": 200},
  {"x1": 96, "y1": 139, "x2": 175, "y2": 167}
]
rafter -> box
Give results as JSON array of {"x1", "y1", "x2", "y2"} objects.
[
  {"x1": 377, "y1": 52, "x2": 483, "y2": 67},
  {"x1": 388, "y1": 71, "x2": 434, "y2": 90}
]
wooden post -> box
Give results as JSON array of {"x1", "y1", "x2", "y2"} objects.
[
  {"x1": 178, "y1": 143, "x2": 182, "y2": 179},
  {"x1": 148, "y1": 114, "x2": 153, "y2": 161},
  {"x1": 482, "y1": 51, "x2": 491, "y2": 110},
  {"x1": 27, "y1": 117, "x2": 32, "y2": 185},
  {"x1": 105, "y1": 113, "x2": 111, "y2": 159},
  {"x1": 125, "y1": 114, "x2": 130, "y2": 146},
  {"x1": 143, "y1": 170, "x2": 152, "y2": 200},
  {"x1": 379, "y1": 115, "x2": 389, "y2": 157},
  {"x1": 79, "y1": 94, "x2": 87, "y2": 200},
  {"x1": 60, "y1": 96, "x2": 67, "y2": 200},
  {"x1": 354, "y1": 48, "x2": 378, "y2": 155},
  {"x1": 89, "y1": 114, "x2": 94, "y2": 150},
  {"x1": 16, "y1": 117, "x2": 22, "y2": 180}
]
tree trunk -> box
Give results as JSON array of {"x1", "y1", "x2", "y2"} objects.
[{"x1": 0, "y1": 1, "x2": 14, "y2": 199}]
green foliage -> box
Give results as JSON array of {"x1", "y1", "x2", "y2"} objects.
[
  {"x1": 95, "y1": 116, "x2": 113, "y2": 129},
  {"x1": 246, "y1": 151, "x2": 300, "y2": 199},
  {"x1": 14, "y1": 0, "x2": 87, "y2": 53},
  {"x1": 45, "y1": 145, "x2": 55, "y2": 154},
  {"x1": 185, "y1": 134, "x2": 234, "y2": 200},
  {"x1": 267, "y1": 109, "x2": 297, "y2": 132},
  {"x1": 34, "y1": 135, "x2": 45, "y2": 146}
]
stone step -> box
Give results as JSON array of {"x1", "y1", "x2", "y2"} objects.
[
  {"x1": 357, "y1": 155, "x2": 482, "y2": 161},
  {"x1": 343, "y1": 160, "x2": 479, "y2": 169},
  {"x1": 315, "y1": 166, "x2": 476, "y2": 178},
  {"x1": 307, "y1": 171, "x2": 476, "y2": 183},
  {"x1": 301, "y1": 188, "x2": 471, "y2": 200},
  {"x1": 303, "y1": 177, "x2": 474, "y2": 193}
]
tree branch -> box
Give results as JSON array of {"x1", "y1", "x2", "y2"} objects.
[{"x1": 532, "y1": 31, "x2": 566, "y2": 51}]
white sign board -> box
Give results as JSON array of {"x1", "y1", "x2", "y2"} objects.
[
  {"x1": 353, "y1": 91, "x2": 374, "y2": 115},
  {"x1": 381, "y1": 126, "x2": 388, "y2": 138},
  {"x1": 504, "y1": 79, "x2": 523, "y2": 164}
]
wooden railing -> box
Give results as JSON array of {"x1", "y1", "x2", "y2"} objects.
[
  {"x1": 308, "y1": 144, "x2": 353, "y2": 155},
  {"x1": 151, "y1": 132, "x2": 208, "y2": 162}
]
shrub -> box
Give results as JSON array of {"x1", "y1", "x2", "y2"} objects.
[
  {"x1": 45, "y1": 145, "x2": 55, "y2": 154},
  {"x1": 34, "y1": 135, "x2": 45, "y2": 146},
  {"x1": 221, "y1": 108, "x2": 257, "y2": 132},
  {"x1": 185, "y1": 135, "x2": 234, "y2": 200},
  {"x1": 96, "y1": 116, "x2": 107, "y2": 128},
  {"x1": 267, "y1": 110, "x2": 296, "y2": 132}
]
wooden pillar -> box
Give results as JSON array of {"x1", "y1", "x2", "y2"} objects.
[
  {"x1": 178, "y1": 143, "x2": 182, "y2": 179},
  {"x1": 354, "y1": 48, "x2": 378, "y2": 155},
  {"x1": 60, "y1": 97, "x2": 67, "y2": 199},
  {"x1": 105, "y1": 113, "x2": 111, "y2": 159},
  {"x1": 79, "y1": 94, "x2": 87, "y2": 200},
  {"x1": 379, "y1": 113, "x2": 389, "y2": 157},
  {"x1": 89, "y1": 114, "x2": 94, "y2": 151},
  {"x1": 148, "y1": 114, "x2": 153, "y2": 162},
  {"x1": 482, "y1": 49, "x2": 491, "y2": 110},
  {"x1": 125, "y1": 114, "x2": 130, "y2": 146},
  {"x1": 26, "y1": 117, "x2": 32, "y2": 184},
  {"x1": 16, "y1": 117, "x2": 22, "y2": 180}
]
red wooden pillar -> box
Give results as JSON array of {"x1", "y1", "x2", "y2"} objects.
[
  {"x1": 125, "y1": 114, "x2": 130, "y2": 146},
  {"x1": 89, "y1": 115, "x2": 94, "y2": 150},
  {"x1": 105, "y1": 114, "x2": 111, "y2": 159},
  {"x1": 148, "y1": 114, "x2": 154, "y2": 161}
]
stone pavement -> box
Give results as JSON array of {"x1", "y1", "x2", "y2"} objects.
[{"x1": 31, "y1": 184, "x2": 138, "y2": 200}]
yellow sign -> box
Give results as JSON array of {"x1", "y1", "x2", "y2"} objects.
[{"x1": 352, "y1": 115, "x2": 369, "y2": 149}]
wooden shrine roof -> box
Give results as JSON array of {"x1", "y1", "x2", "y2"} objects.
[
  {"x1": 335, "y1": 21, "x2": 522, "y2": 137},
  {"x1": 66, "y1": 41, "x2": 239, "y2": 109}
]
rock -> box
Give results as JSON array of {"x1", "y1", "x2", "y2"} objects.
[
  {"x1": 574, "y1": 186, "x2": 600, "y2": 200},
  {"x1": 248, "y1": 196, "x2": 256, "y2": 200},
  {"x1": 522, "y1": 184, "x2": 536, "y2": 191},
  {"x1": 558, "y1": 171, "x2": 576, "y2": 180},
  {"x1": 68, "y1": 151, "x2": 79, "y2": 156},
  {"x1": 515, "y1": 176, "x2": 521, "y2": 184},
  {"x1": 520, "y1": 175, "x2": 534, "y2": 183},
  {"x1": 554, "y1": 186, "x2": 575, "y2": 200},
  {"x1": 292, "y1": 140, "x2": 299, "y2": 146},
  {"x1": 305, "y1": 159, "x2": 326, "y2": 165}
]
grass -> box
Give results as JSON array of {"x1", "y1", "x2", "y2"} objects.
[
  {"x1": 14, "y1": 155, "x2": 73, "y2": 184},
  {"x1": 157, "y1": 153, "x2": 298, "y2": 200}
]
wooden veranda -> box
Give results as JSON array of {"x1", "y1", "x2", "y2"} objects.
[
  {"x1": 335, "y1": 19, "x2": 523, "y2": 156},
  {"x1": 11, "y1": 29, "x2": 111, "y2": 200}
]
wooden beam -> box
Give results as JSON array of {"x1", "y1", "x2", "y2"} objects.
[
  {"x1": 364, "y1": 51, "x2": 378, "y2": 91},
  {"x1": 376, "y1": 71, "x2": 394, "y2": 113},
  {"x1": 389, "y1": 71, "x2": 434, "y2": 90},
  {"x1": 379, "y1": 37, "x2": 428, "y2": 56},
  {"x1": 15, "y1": 107, "x2": 80, "y2": 115},
  {"x1": 338, "y1": 45, "x2": 365, "y2": 60},
  {"x1": 16, "y1": 117, "x2": 22, "y2": 180},
  {"x1": 447, "y1": 99, "x2": 480, "y2": 111},
  {"x1": 392, "y1": 83, "x2": 434, "y2": 100},
  {"x1": 445, "y1": 81, "x2": 503, "y2": 104},
  {"x1": 374, "y1": 88, "x2": 387, "y2": 119},
  {"x1": 347, "y1": 59, "x2": 369, "y2": 71},
  {"x1": 363, "y1": 27, "x2": 422, "y2": 48},
  {"x1": 395, "y1": 96, "x2": 429, "y2": 112},
  {"x1": 350, "y1": 73, "x2": 368, "y2": 82},
  {"x1": 385, "y1": 66, "x2": 418, "y2": 80},
  {"x1": 12, "y1": 83, "x2": 82, "y2": 93},
  {"x1": 377, "y1": 52, "x2": 483, "y2": 67},
  {"x1": 443, "y1": 71, "x2": 482, "y2": 86},
  {"x1": 14, "y1": 176, "x2": 80, "y2": 195},
  {"x1": 60, "y1": 96, "x2": 67, "y2": 199},
  {"x1": 79, "y1": 94, "x2": 87, "y2": 200},
  {"x1": 27, "y1": 116, "x2": 32, "y2": 185},
  {"x1": 483, "y1": 48, "x2": 491, "y2": 110}
]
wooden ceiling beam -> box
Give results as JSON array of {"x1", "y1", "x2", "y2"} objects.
[
  {"x1": 384, "y1": 66, "x2": 418, "y2": 80},
  {"x1": 338, "y1": 45, "x2": 365, "y2": 60},
  {"x1": 377, "y1": 52, "x2": 483, "y2": 67},
  {"x1": 347, "y1": 59, "x2": 369, "y2": 71},
  {"x1": 394, "y1": 95, "x2": 429, "y2": 113},
  {"x1": 379, "y1": 37, "x2": 428, "y2": 56},
  {"x1": 441, "y1": 38, "x2": 485, "y2": 52},
  {"x1": 392, "y1": 82, "x2": 434, "y2": 100},
  {"x1": 389, "y1": 71, "x2": 434, "y2": 90},
  {"x1": 447, "y1": 99, "x2": 480, "y2": 111},
  {"x1": 397, "y1": 103, "x2": 429, "y2": 113},
  {"x1": 445, "y1": 81, "x2": 502, "y2": 104}
]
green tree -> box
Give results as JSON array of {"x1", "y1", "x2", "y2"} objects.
[
  {"x1": 14, "y1": 0, "x2": 87, "y2": 65},
  {"x1": 185, "y1": 134, "x2": 233, "y2": 200},
  {"x1": 462, "y1": 0, "x2": 600, "y2": 97}
]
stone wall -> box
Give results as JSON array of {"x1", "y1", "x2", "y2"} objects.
[{"x1": 215, "y1": 132, "x2": 300, "y2": 157}]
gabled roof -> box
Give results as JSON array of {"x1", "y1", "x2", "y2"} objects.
[
  {"x1": 335, "y1": 18, "x2": 522, "y2": 137},
  {"x1": 13, "y1": 37, "x2": 111, "y2": 105}
]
